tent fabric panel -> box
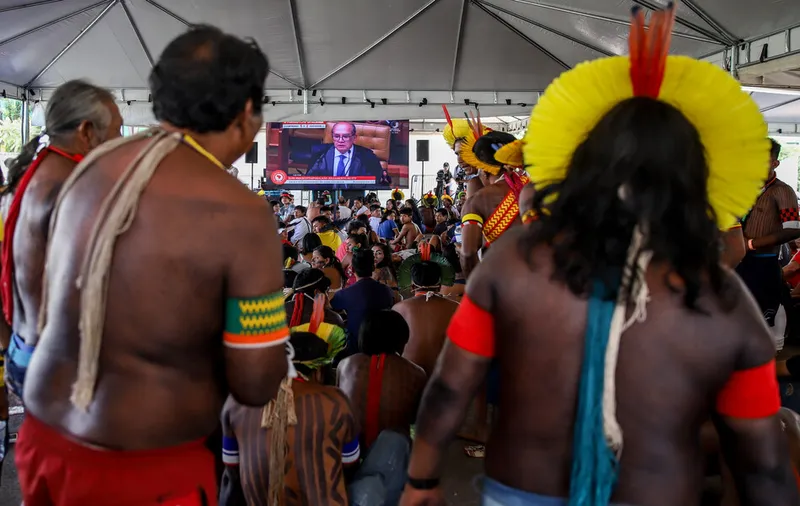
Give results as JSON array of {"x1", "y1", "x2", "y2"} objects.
[
  {"x1": 487, "y1": 6, "x2": 609, "y2": 67},
  {"x1": 482, "y1": 0, "x2": 722, "y2": 57},
  {"x1": 750, "y1": 92, "x2": 800, "y2": 111},
  {"x1": 317, "y1": 0, "x2": 461, "y2": 90},
  {"x1": 124, "y1": 0, "x2": 190, "y2": 65},
  {"x1": 453, "y1": 2, "x2": 567, "y2": 91},
  {"x1": 0, "y1": 0, "x2": 103, "y2": 42},
  {"x1": 162, "y1": 0, "x2": 303, "y2": 86},
  {"x1": 33, "y1": 3, "x2": 152, "y2": 88},
  {"x1": 294, "y1": 0, "x2": 433, "y2": 86},
  {"x1": 488, "y1": 0, "x2": 723, "y2": 41},
  {"x1": 0, "y1": 5, "x2": 104, "y2": 86},
  {"x1": 700, "y1": 0, "x2": 800, "y2": 41},
  {"x1": 760, "y1": 99, "x2": 800, "y2": 123}
]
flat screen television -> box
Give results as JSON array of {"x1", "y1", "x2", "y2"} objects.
[{"x1": 262, "y1": 120, "x2": 409, "y2": 190}]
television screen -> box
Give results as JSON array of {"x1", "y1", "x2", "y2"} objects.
[{"x1": 262, "y1": 120, "x2": 409, "y2": 190}]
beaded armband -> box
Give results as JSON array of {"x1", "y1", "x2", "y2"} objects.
[
  {"x1": 462, "y1": 213, "x2": 484, "y2": 228},
  {"x1": 223, "y1": 291, "x2": 289, "y2": 349}
]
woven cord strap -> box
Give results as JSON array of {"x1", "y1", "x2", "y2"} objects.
[{"x1": 602, "y1": 224, "x2": 652, "y2": 453}]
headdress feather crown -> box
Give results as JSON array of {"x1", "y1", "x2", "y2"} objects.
[{"x1": 523, "y1": 2, "x2": 769, "y2": 230}]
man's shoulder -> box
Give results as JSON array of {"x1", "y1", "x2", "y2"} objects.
[
  {"x1": 771, "y1": 178, "x2": 798, "y2": 198},
  {"x1": 390, "y1": 354, "x2": 426, "y2": 378},
  {"x1": 354, "y1": 145, "x2": 378, "y2": 158}
]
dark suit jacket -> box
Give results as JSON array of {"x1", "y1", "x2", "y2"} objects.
[{"x1": 306, "y1": 144, "x2": 383, "y2": 182}]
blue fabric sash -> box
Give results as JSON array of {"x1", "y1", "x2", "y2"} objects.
[{"x1": 568, "y1": 280, "x2": 619, "y2": 506}]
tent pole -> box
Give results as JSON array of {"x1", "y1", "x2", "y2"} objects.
[
  {"x1": 629, "y1": 0, "x2": 732, "y2": 45},
  {"x1": 479, "y1": 0, "x2": 614, "y2": 57},
  {"x1": 0, "y1": 0, "x2": 109, "y2": 49},
  {"x1": 473, "y1": 1, "x2": 570, "y2": 70},
  {"x1": 680, "y1": 0, "x2": 740, "y2": 45},
  {"x1": 761, "y1": 97, "x2": 800, "y2": 114},
  {"x1": 310, "y1": 0, "x2": 442, "y2": 88},
  {"x1": 287, "y1": 0, "x2": 306, "y2": 88},
  {"x1": 0, "y1": 0, "x2": 69, "y2": 14},
  {"x1": 730, "y1": 44, "x2": 740, "y2": 79},
  {"x1": 505, "y1": 0, "x2": 720, "y2": 45},
  {"x1": 25, "y1": 0, "x2": 118, "y2": 88},
  {"x1": 143, "y1": 0, "x2": 303, "y2": 89},
  {"x1": 120, "y1": 0, "x2": 154, "y2": 67},
  {"x1": 21, "y1": 98, "x2": 30, "y2": 145},
  {"x1": 450, "y1": 0, "x2": 469, "y2": 91}
]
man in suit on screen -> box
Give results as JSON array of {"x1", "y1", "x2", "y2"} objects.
[{"x1": 306, "y1": 122, "x2": 383, "y2": 185}]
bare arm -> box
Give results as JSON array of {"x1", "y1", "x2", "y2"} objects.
[
  {"x1": 749, "y1": 187, "x2": 800, "y2": 250},
  {"x1": 392, "y1": 223, "x2": 411, "y2": 246},
  {"x1": 750, "y1": 229, "x2": 800, "y2": 250},
  {"x1": 714, "y1": 276, "x2": 800, "y2": 506},
  {"x1": 459, "y1": 198, "x2": 484, "y2": 279},
  {"x1": 407, "y1": 262, "x2": 494, "y2": 481},
  {"x1": 722, "y1": 227, "x2": 746, "y2": 268},
  {"x1": 224, "y1": 195, "x2": 288, "y2": 407}
]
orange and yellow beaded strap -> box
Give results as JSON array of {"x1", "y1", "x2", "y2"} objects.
[
  {"x1": 224, "y1": 291, "x2": 289, "y2": 349},
  {"x1": 484, "y1": 191, "x2": 520, "y2": 244}
]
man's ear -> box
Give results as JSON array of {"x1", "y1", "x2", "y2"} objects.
[{"x1": 76, "y1": 120, "x2": 95, "y2": 147}]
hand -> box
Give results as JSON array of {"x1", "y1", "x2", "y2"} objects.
[{"x1": 399, "y1": 486, "x2": 445, "y2": 506}]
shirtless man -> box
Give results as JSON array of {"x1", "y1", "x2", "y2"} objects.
[
  {"x1": 2, "y1": 80, "x2": 122, "y2": 397},
  {"x1": 16, "y1": 26, "x2": 289, "y2": 505},
  {"x1": 442, "y1": 115, "x2": 486, "y2": 199},
  {"x1": 221, "y1": 330, "x2": 410, "y2": 506},
  {"x1": 220, "y1": 331, "x2": 360, "y2": 506},
  {"x1": 391, "y1": 208, "x2": 420, "y2": 250},
  {"x1": 401, "y1": 26, "x2": 796, "y2": 504},
  {"x1": 338, "y1": 309, "x2": 426, "y2": 449},
  {"x1": 394, "y1": 257, "x2": 459, "y2": 377},
  {"x1": 459, "y1": 131, "x2": 526, "y2": 278}
]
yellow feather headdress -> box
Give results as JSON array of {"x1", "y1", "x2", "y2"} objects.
[{"x1": 523, "y1": 5, "x2": 768, "y2": 230}]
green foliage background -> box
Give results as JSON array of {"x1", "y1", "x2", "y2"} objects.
[{"x1": 0, "y1": 98, "x2": 23, "y2": 153}]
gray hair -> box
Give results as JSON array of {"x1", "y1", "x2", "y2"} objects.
[
  {"x1": 4, "y1": 80, "x2": 115, "y2": 195},
  {"x1": 45, "y1": 80, "x2": 115, "y2": 143}
]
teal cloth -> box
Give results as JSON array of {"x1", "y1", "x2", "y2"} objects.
[{"x1": 568, "y1": 280, "x2": 619, "y2": 506}]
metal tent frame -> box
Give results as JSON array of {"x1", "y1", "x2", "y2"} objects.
[{"x1": 1, "y1": 0, "x2": 799, "y2": 130}]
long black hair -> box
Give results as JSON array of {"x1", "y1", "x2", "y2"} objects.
[
  {"x1": 314, "y1": 245, "x2": 346, "y2": 282},
  {"x1": 473, "y1": 131, "x2": 516, "y2": 168},
  {"x1": 522, "y1": 97, "x2": 727, "y2": 310}
]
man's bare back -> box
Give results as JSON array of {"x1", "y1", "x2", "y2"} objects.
[
  {"x1": 338, "y1": 353, "x2": 426, "y2": 443},
  {"x1": 25, "y1": 138, "x2": 287, "y2": 450},
  {"x1": 12, "y1": 155, "x2": 80, "y2": 343},
  {"x1": 394, "y1": 296, "x2": 458, "y2": 376},
  {"x1": 414, "y1": 227, "x2": 789, "y2": 506},
  {"x1": 222, "y1": 382, "x2": 357, "y2": 506}
]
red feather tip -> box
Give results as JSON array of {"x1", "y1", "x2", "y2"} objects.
[
  {"x1": 442, "y1": 105, "x2": 453, "y2": 129},
  {"x1": 629, "y1": 2, "x2": 676, "y2": 98},
  {"x1": 420, "y1": 242, "x2": 431, "y2": 262},
  {"x1": 308, "y1": 294, "x2": 326, "y2": 335}
]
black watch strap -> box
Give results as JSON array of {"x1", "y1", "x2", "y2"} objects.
[{"x1": 407, "y1": 477, "x2": 440, "y2": 490}]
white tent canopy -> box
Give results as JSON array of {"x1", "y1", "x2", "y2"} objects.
[{"x1": 2, "y1": 0, "x2": 800, "y2": 125}]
